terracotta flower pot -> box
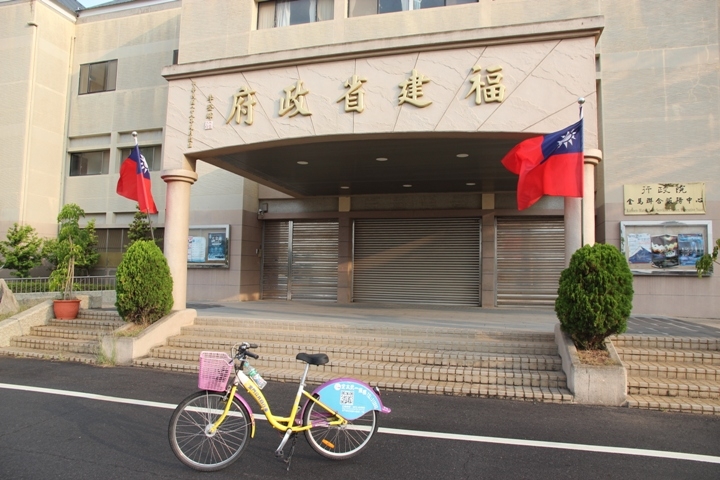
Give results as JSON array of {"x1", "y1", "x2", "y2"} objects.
[{"x1": 53, "y1": 299, "x2": 81, "y2": 320}]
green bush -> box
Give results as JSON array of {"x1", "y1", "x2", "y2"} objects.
[
  {"x1": 555, "y1": 243, "x2": 634, "y2": 350},
  {"x1": 115, "y1": 240, "x2": 173, "y2": 326}
]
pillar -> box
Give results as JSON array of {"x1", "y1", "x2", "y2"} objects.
[
  {"x1": 583, "y1": 149, "x2": 602, "y2": 246},
  {"x1": 161, "y1": 168, "x2": 198, "y2": 310},
  {"x1": 564, "y1": 198, "x2": 582, "y2": 266}
]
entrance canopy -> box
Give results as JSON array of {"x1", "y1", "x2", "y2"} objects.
[
  {"x1": 162, "y1": 32, "x2": 599, "y2": 198},
  {"x1": 201, "y1": 134, "x2": 524, "y2": 197}
]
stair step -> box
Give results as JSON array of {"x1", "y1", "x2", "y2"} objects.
[
  {"x1": 30, "y1": 325, "x2": 119, "y2": 340},
  {"x1": 10, "y1": 336, "x2": 100, "y2": 354},
  {"x1": 76, "y1": 309, "x2": 123, "y2": 320},
  {"x1": 181, "y1": 324, "x2": 558, "y2": 353},
  {"x1": 156, "y1": 336, "x2": 562, "y2": 371},
  {"x1": 141, "y1": 348, "x2": 567, "y2": 388},
  {"x1": 132, "y1": 358, "x2": 574, "y2": 403},
  {"x1": 625, "y1": 394, "x2": 720, "y2": 414},
  {"x1": 194, "y1": 317, "x2": 555, "y2": 342},
  {"x1": 0, "y1": 346, "x2": 99, "y2": 364},
  {"x1": 622, "y1": 360, "x2": 720, "y2": 381},
  {"x1": 612, "y1": 335, "x2": 720, "y2": 351},
  {"x1": 627, "y1": 376, "x2": 720, "y2": 399},
  {"x1": 49, "y1": 318, "x2": 125, "y2": 329},
  {"x1": 616, "y1": 347, "x2": 720, "y2": 365}
]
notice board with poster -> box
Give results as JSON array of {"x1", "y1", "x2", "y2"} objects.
[
  {"x1": 620, "y1": 221, "x2": 712, "y2": 275},
  {"x1": 187, "y1": 225, "x2": 230, "y2": 268}
]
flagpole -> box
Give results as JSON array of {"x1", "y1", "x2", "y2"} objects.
[
  {"x1": 578, "y1": 96, "x2": 585, "y2": 120},
  {"x1": 133, "y1": 131, "x2": 155, "y2": 242}
]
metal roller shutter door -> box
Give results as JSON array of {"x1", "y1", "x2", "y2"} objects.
[
  {"x1": 353, "y1": 218, "x2": 480, "y2": 306},
  {"x1": 290, "y1": 221, "x2": 338, "y2": 302},
  {"x1": 261, "y1": 221, "x2": 289, "y2": 300},
  {"x1": 496, "y1": 217, "x2": 565, "y2": 307},
  {"x1": 261, "y1": 221, "x2": 338, "y2": 301}
]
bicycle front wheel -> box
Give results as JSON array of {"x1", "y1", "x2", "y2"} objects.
[
  {"x1": 168, "y1": 390, "x2": 251, "y2": 471},
  {"x1": 303, "y1": 400, "x2": 379, "y2": 460}
]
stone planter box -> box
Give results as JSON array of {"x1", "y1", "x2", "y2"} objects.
[
  {"x1": 555, "y1": 324, "x2": 627, "y2": 406},
  {"x1": 101, "y1": 309, "x2": 197, "y2": 364}
]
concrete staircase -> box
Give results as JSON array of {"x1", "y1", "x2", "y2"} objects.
[
  {"x1": 0, "y1": 310, "x2": 124, "y2": 364},
  {"x1": 613, "y1": 335, "x2": 720, "y2": 415},
  {"x1": 133, "y1": 316, "x2": 574, "y2": 404}
]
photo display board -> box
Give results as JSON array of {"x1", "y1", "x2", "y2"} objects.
[
  {"x1": 187, "y1": 225, "x2": 230, "y2": 268},
  {"x1": 620, "y1": 221, "x2": 712, "y2": 276}
]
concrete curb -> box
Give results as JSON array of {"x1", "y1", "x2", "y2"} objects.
[
  {"x1": 102, "y1": 309, "x2": 197, "y2": 365},
  {"x1": 555, "y1": 324, "x2": 627, "y2": 406}
]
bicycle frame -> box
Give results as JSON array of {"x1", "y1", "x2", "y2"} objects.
[{"x1": 210, "y1": 358, "x2": 389, "y2": 457}]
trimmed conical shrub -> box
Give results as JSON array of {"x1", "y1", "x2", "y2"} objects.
[
  {"x1": 115, "y1": 240, "x2": 173, "y2": 326},
  {"x1": 555, "y1": 243, "x2": 634, "y2": 350}
]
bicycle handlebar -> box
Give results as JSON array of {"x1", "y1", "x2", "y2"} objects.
[{"x1": 233, "y1": 342, "x2": 260, "y2": 360}]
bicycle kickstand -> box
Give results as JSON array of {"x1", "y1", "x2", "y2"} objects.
[{"x1": 274, "y1": 430, "x2": 298, "y2": 471}]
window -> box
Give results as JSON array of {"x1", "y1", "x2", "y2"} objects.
[
  {"x1": 118, "y1": 146, "x2": 162, "y2": 172},
  {"x1": 79, "y1": 60, "x2": 117, "y2": 94},
  {"x1": 349, "y1": 0, "x2": 475, "y2": 17},
  {"x1": 69, "y1": 151, "x2": 109, "y2": 176},
  {"x1": 258, "y1": 0, "x2": 333, "y2": 29},
  {"x1": 94, "y1": 228, "x2": 165, "y2": 272}
]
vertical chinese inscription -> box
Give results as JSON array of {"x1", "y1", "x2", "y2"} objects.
[
  {"x1": 226, "y1": 86, "x2": 257, "y2": 126},
  {"x1": 337, "y1": 75, "x2": 367, "y2": 113},
  {"x1": 205, "y1": 94, "x2": 214, "y2": 130},
  {"x1": 398, "y1": 69, "x2": 431, "y2": 108},
  {"x1": 188, "y1": 81, "x2": 196, "y2": 148},
  {"x1": 279, "y1": 80, "x2": 312, "y2": 117}
]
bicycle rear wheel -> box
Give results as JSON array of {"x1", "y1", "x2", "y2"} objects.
[
  {"x1": 168, "y1": 390, "x2": 251, "y2": 471},
  {"x1": 303, "y1": 400, "x2": 378, "y2": 460}
]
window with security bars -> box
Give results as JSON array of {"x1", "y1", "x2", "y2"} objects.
[
  {"x1": 349, "y1": 0, "x2": 475, "y2": 16},
  {"x1": 69, "y1": 151, "x2": 109, "y2": 176},
  {"x1": 79, "y1": 60, "x2": 117, "y2": 94},
  {"x1": 118, "y1": 146, "x2": 162, "y2": 172},
  {"x1": 94, "y1": 228, "x2": 165, "y2": 272},
  {"x1": 258, "y1": 0, "x2": 333, "y2": 29}
]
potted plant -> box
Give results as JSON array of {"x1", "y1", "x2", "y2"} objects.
[
  {"x1": 45, "y1": 204, "x2": 99, "y2": 320},
  {"x1": 554, "y1": 243, "x2": 634, "y2": 405}
]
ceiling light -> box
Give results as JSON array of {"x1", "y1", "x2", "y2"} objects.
[
  {"x1": 466, "y1": 182, "x2": 476, "y2": 186},
  {"x1": 376, "y1": 157, "x2": 388, "y2": 162},
  {"x1": 456, "y1": 153, "x2": 469, "y2": 158},
  {"x1": 297, "y1": 161, "x2": 308, "y2": 165},
  {"x1": 340, "y1": 186, "x2": 350, "y2": 189},
  {"x1": 403, "y1": 184, "x2": 412, "y2": 188}
]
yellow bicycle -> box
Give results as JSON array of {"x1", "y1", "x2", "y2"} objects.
[{"x1": 168, "y1": 342, "x2": 391, "y2": 471}]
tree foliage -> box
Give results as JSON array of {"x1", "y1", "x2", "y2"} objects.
[
  {"x1": 126, "y1": 205, "x2": 157, "y2": 248},
  {"x1": 44, "y1": 204, "x2": 100, "y2": 299},
  {"x1": 555, "y1": 243, "x2": 634, "y2": 350},
  {"x1": 696, "y1": 238, "x2": 720, "y2": 277},
  {"x1": 0, "y1": 223, "x2": 43, "y2": 277},
  {"x1": 115, "y1": 240, "x2": 173, "y2": 326}
]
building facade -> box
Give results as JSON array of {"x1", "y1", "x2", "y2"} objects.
[{"x1": 1, "y1": 0, "x2": 718, "y2": 318}]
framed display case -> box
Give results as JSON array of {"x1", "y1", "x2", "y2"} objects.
[
  {"x1": 187, "y1": 225, "x2": 230, "y2": 268},
  {"x1": 620, "y1": 220, "x2": 712, "y2": 276}
]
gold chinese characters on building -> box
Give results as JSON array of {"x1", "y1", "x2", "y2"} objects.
[
  {"x1": 623, "y1": 183, "x2": 706, "y2": 215},
  {"x1": 223, "y1": 66, "x2": 506, "y2": 126}
]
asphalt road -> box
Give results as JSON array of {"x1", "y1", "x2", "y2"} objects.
[{"x1": 0, "y1": 356, "x2": 719, "y2": 480}]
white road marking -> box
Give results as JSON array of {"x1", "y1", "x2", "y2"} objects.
[{"x1": 2, "y1": 382, "x2": 719, "y2": 465}]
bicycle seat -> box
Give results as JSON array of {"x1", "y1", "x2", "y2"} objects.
[{"x1": 296, "y1": 353, "x2": 329, "y2": 366}]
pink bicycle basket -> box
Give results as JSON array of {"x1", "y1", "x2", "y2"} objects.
[{"x1": 198, "y1": 351, "x2": 233, "y2": 391}]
